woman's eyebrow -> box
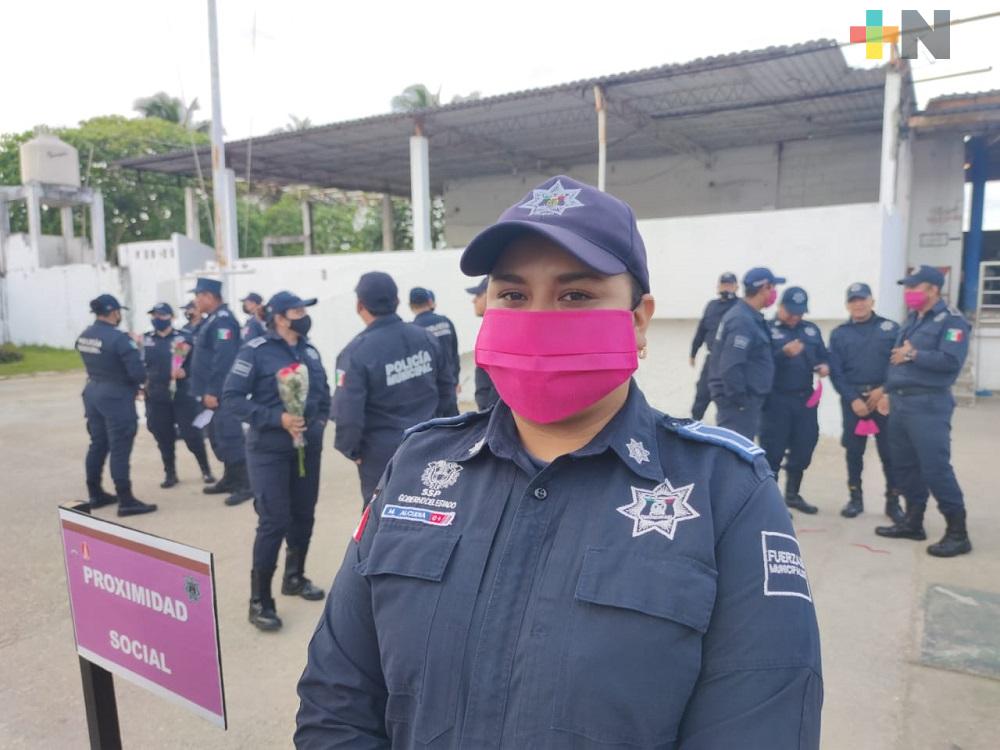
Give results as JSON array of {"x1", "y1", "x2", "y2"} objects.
[
  {"x1": 490, "y1": 272, "x2": 525, "y2": 284},
  {"x1": 556, "y1": 271, "x2": 606, "y2": 284}
]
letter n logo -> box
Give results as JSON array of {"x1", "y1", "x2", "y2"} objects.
[{"x1": 901, "y1": 10, "x2": 951, "y2": 59}]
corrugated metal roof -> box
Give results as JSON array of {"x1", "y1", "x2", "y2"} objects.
[{"x1": 120, "y1": 39, "x2": 891, "y2": 195}]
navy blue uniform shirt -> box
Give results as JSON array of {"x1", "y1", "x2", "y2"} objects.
[
  {"x1": 886, "y1": 300, "x2": 970, "y2": 390},
  {"x1": 189, "y1": 304, "x2": 241, "y2": 399},
  {"x1": 413, "y1": 310, "x2": 461, "y2": 384},
  {"x1": 331, "y1": 314, "x2": 456, "y2": 461},
  {"x1": 709, "y1": 299, "x2": 775, "y2": 402},
  {"x1": 690, "y1": 293, "x2": 738, "y2": 358},
  {"x1": 828, "y1": 314, "x2": 899, "y2": 402},
  {"x1": 75, "y1": 320, "x2": 146, "y2": 388},
  {"x1": 242, "y1": 315, "x2": 267, "y2": 342},
  {"x1": 768, "y1": 319, "x2": 829, "y2": 392},
  {"x1": 142, "y1": 329, "x2": 194, "y2": 402},
  {"x1": 221, "y1": 331, "x2": 331, "y2": 453},
  {"x1": 297, "y1": 383, "x2": 823, "y2": 749}
]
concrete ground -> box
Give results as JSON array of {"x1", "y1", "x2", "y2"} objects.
[{"x1": 1, "y1": 372, "x2": 998, "y2": 749}]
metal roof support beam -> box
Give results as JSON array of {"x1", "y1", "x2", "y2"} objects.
[
  {"x1": 595, "y1": 85, "x2": 607, "y2": 191},
  {"x1": 382, "y1": 194, "x2": 395, "y2": 252},
  {"x1": 410, "y1": 122, "x2": 432, "y2": 252},
  {"x1": 602, "y1": 93, "x2": 712, "y2": 167}
]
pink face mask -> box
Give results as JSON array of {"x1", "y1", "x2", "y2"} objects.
[
  {"x1": 904, "y1": 289, "x2": 928, "y2": 311},
  {"x1": 764, "y1": 288, "x2": 778, "y2": 307},
  {"x1": 475, "y1": 308, "x2": 638, "y2": 424}
]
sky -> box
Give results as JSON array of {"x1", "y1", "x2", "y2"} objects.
[{"x1": 3, "y1": 0, "x2": 999, "y2": 224}]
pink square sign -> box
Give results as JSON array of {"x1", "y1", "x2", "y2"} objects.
[{"x1": 58, "y1": 506, "x2": 226, "y2": 728}]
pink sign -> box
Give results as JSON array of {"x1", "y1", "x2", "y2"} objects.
[{"x1": 59, "y1": 506, "x2": 226, "y2": 728}]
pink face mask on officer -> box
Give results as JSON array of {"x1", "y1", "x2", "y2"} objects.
[{"x1": 460, "y1": 175, "x2": 650, "y2": 424}]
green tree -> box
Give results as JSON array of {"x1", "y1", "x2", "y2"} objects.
[
  {"x1": 133, "y1": 92, "x2": 209, "y2": 133},
  {"x1": 391, "y1": 84, "x2": 441, "y2": 112}
]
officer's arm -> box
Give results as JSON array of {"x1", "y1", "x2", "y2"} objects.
[
  {"x1": 332, "y1": 350, "x2": 367, "y2": 459},
  {"x1": 315, "y1": 358, "x2": 332, "y2": 424},
  {"x1": 295, "y1": 465, "x2": 392, "y2": 749},
  {"x1": 911, "y1": 319, "x2": 969, "y2": 373},
  {"x1": 690, "y1": 303, "x2": 711, "y2": 358},
  {"x1": 716, "y1": 322, "x2": 749, "y2": 402},
  {"x1": 118, "y1": 335, "x2": 147, "y2": 388},
  {"x1": 678, "y1": 466, "x2": 822, "y2": 749},
  {"x1": 207, "y1": 321, "x2": 239, "y2": 398},
  {"x1": 448, "y1": 321, "x2": 461, "y2": 382},
  {"x1": 429, "y1": 333, "x2": 457, "y2": 416},
  {"x1": 827, "y1": 335, "x2": 858, "y2": 401},
  {"x1": 222, "y1": 348, "x2": 283, "y2": 428}
]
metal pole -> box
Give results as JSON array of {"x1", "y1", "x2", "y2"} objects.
[
  {"x1": 962, "y1": 136, "x2": 988, "y2": 313},
  {"x1": 594, "y1": 85, "x2": 607, "y2": 192}
]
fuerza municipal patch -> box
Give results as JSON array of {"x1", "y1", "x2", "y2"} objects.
[
  {"x1": 761, "y1": 531, "x2": 812, "y2": 602},
  {"x1": 381, "y1": 504, "x2": 455, "y2": 527}
]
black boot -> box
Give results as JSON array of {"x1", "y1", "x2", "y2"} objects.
[
  {"x1": 841, "y1": 484, "x2": 864, "y2": 518},
  {"x1": 116, "y1": 484, "x2": 158, "y2": 517},
  {"x1": 785, "y1": 471, "x2": 818, "y2": 514},
  {"x1": 249, "y1": 569, "x2": 282, "y2": 631},
  {"x1": 224, "y1": 462, "x2": 253, "y2": 506},
  {"x1": 86, "y1": 481, "x2": 118, "y2": 510},
  {"x1": 281, "y1": 547, "x2": 325, "y2": 600},
  {"x1": 927, "y1": 510, "x2": 972, "y2": 557},
  {"x1": 160, "y1": 464, "x2": 178, "y2": 489},
  {"x1": 875, "y1": 503, "x2": 926, "y2": 540},
  {"x1": 884, "y1": 490, "x2": 904, "y2": 524},
  {"x1": 203, "y1": 463, "x2": 236, "y2": 495},
  {"x1": 199, "y1": 458, "x2": 216, "y2": 484}
]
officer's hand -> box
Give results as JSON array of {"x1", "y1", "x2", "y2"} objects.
[
  {"x1": 851, "y1": 398, "x2": 869, "y2": 418},
  {"x1": 456, "y1": 384, "x2": 462, "y2": 395},
  {"x1": 202, "y1": 394, "x2": 219, "y2": 409},
  {"x1": 172, "y1": 367, "x2": 186, "y2": 380},
  {"x1": 281, "y1": 412, "x2": 306, "y2": 438},
  {"x1": 354, "y1": 458, "x2": 363, "y2": 466},
  {"x1": 135, "y1": 389, "x2": 145, "y2": 401},
  {"x1": 782, "y1": 340, "x2": 804, "y2": 357},
  {"x1": 876, "y1": 395, "x2": 890, "y2": 416},
  {"x1": 815, "y1": 364, "x2": 830, "y2": 378},
  {"x1": 890, "y1": 340, "x2": 913, "y2": 365},
  {"x1": 688, "y1": 356, "x2": 696, "y2": 368},
  {"x1": 865, "y1": 386, "x2": 884, "y2": 411}
]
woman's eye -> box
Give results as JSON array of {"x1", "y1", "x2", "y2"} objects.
[
  {"x1": 560, "y1": 291, "x2": 593, "y2": 302},
  {"x1": 498, "y1": 290, "x2": 527, "y2": 301}
]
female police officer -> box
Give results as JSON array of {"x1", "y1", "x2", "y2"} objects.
[
  {"x1": 296, "y1": 176, "x2": 822, "y2": 748},
  {"x1": 223, "y1": 291, "x2": 331, "y2": 631}
]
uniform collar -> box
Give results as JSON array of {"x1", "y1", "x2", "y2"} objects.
[
  {"x1": 368, "y1": 313, "x2": 402, "y2": 330},
  {"x1": 738, "y1": 298, "x2": 764, "y2": 320},
  {"x1": 848, "y1": 313, "x2": 876, "y2": 326},
  {"x1": 452, "y1": 381, "x2": 664, "y2": 482}
]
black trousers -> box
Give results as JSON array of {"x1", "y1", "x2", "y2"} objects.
[
  {"x1": 691, "y1": 355, "x2": 712, "y2": 421},
  {"x1": 206, "y1": 401, "x2": 246, "y2": 465},
  {"x1": 839, "y1": 399, "x2": 895, "y2": 490},
  {"x1": 146, "y1": 395, "x2": 209, "y2": 472},
  {"x1": 83, "y1": 384, "x2": 137, "y2": 489},
  {"x1": 714, "y1": 394, "x2": 764, "y2": 440},
  {"x1": 761, "y1": 391, "x2": 819, "y2": 478}
]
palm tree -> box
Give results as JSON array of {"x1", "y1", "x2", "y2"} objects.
[
  {"x1": 133, "y1": 92, "x2": 209, "y2": 133},
  {"x1": 270, "y1": 115, "x2": 314, "y2": 134},
  {"x1": 390, "y1": 84, "x2": 442, "y2": 112}
]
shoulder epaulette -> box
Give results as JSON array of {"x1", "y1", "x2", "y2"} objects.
[
  {"x1": 404, "y1": 408, "x2": 492, "y2": 438},
  {"x1": 246, "y1": 336, "x2": 267, "y2": 348},
  {"x1": 663, "y1": 418, "x2": 765, "y2": 464},
  {"x1": 216, "y1": 309, "x2": 230, "y2": 318}
]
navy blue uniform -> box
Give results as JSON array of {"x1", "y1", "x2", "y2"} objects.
[
  {"x1": 828, "y1": 314, "x2": 899, "y2": 490},
  {"x1": 690, "y1": 293, "x2": 738, "y2": 420},
  {"x1": 474, "y1": 366, "x2": 498, "y2": 411},
  {"x1": 296, "y1": 384, "x2": 822, "y2": 748},
  {"x1": 708, "y1": 299, "x2": 774, "y2": 439},
  {"x1": 223, "y1": 332, "x2": 331, "y2": 571},
  {"x1": 190, "y1": 304, "x2": 246, "y2": 465},
  {"x1": 413, "y1": 310, "x2": 460, "y2": 416},
  {"x1": 332, "y1": 314, "x2": 457, "y2": 503},
  {"x1": 76, "y1": 321, "x2": 146, "y2": 492},
  {"x1": 142, "y1": 328, "x2": 210, "y2": 476},
  {"x1": 761, "y1": 320, "x2": 828, "y2": 478},
  {"x1": 886, "y1": 300, "x2": 970, "y2": 515},
  {"x1": 242, "y1": 315, "x2": 266, "y2": 342}
]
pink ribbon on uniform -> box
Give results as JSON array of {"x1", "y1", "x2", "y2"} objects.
[
  {"x1": 805, "y1": 379, "x2": 823, "y2": 408},
  {"x1": 854, "y1": 418, "x2": 880, "y2": 436}
]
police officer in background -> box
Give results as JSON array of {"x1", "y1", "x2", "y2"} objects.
[
  {"x1": 223, "y1": 291, "x2": 331, "y2": 631},
  {"x1": 689, "y1": 271, "x2": 739, "y2": 420},
  {"x1": 181, "y1": 300, "x2": 202, "y2": 333},
  {"x1": 297, "y1": 175, "x2": 821, "y2": 748},
  {"x1": 709, "y1": 267, "x2": 784, "y2": 439},
  {"x1": 761, "y1": 287, "x2": 829, "y2": 515},
  {"x1": 332, "y1": 271, "x2": 457, "y2": 504},
  {"x1": 241, "y1": 292, "x2": 267, "y2": 342},
  {"x1": 410, "y1": 286, "x2": 460, "y2": 416},
  {"x1": 876, "y1": 265, "x2": 972, "y2": 557},
  {"x1": 142, "y1": 303, "x2": 215, "y2": 488},
  {"x1": 75, "y1": 294, "x2": 157, "y2": 516},
  {"x1": 188, "y1": 277, "x2": 253, "y2": 506},
  {"x1": 828, "y1": 283, "x2": 902, "y2": 521},
  {"x1": 467, "y1": 276, "x2": 499, "y2": 410}
]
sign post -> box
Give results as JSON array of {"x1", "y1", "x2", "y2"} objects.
[{"x1": 59, "y1": 503, "x2": 227, "y2": 742}]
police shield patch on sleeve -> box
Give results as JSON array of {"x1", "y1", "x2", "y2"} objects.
[
  {"x1": 761, "y1": 531, "x2": 812, "y2": 602},
  {"x1": 231, "y1": 359, "x2": 252, "y2": 378},
  {"x1": 733, "y1": 335, "x2": 749, "y2": 350}
]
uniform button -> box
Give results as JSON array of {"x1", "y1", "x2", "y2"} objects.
[{"x1": 533, "y1": 487, "x2": 548, "y2": 500}]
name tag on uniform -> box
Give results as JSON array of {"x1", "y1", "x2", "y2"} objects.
[{"x1": 381, "y1": 504, "x2": 455, "y2": 527}]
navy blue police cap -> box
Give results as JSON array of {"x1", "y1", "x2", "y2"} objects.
[
  {"x1": 90, "y1": 294, "x2": 127, "y2": 314},
  {"x1": 147, "y1": 302, "x2": 174, "y2": 316},
  {"x1": 743, "y1": 267, "x2": 786, "y2": 290},
  {"x1": 846, "y1": 282, "x2": 872, "y2": 301},
  {"x1": 409, "y1": 287, "x2": 432, "y2": 305},
  {"x1": 356, "y1": 272, "x2": 399, "y2": 315},
  {"x1": 781, "y1": 286, "x2": 809, "y2": 315},
  {"x1": 188, "y1": 277, "x2": 223, "y2": 296},
  {"x1": 240, "y1": 292, "x2": 263, "y2": 304},
  {"x1": 460, "y1": 175, "x2": 651, "y2": 293},
  {"x1": 898, "y1": 265, "x2": 944, "y2": 288},
  {"x1": 266, "y1": 291, "x2": 317, "y2": 316},
  {"x1": 465, "y1": 277, "x2": 489, "y2": 296},
  {"x1": 719, "y1": 272, "x2": 737, "y2": 284}
]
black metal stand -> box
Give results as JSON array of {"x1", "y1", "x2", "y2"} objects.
[{"x1": 79, "y1": 656, "x2": 122, "y2": 749}]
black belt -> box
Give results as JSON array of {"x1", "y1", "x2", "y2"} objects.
[
  {"x1": 87, "y1": 377, "x2": 131, "y2": 386},
  {"x1": 850, "y1": 383, "x2": 882, "y2": 393},
  {"x1": 889, "y1": 386, "x2": 947, "y2": 396}
]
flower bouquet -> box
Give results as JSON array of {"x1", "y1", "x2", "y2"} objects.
[
  {"x1": 169, "y1": 339, "x2": 192, "y2": 396},
  {"x1": 277, "y1": 362, "x2": 310, "y2": 476}
]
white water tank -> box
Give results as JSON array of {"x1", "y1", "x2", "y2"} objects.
[{"x1": 19, "y1": 133, "x2": 80, "y2": 187}]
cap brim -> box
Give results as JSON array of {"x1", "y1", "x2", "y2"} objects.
[
  {"x1": 897, "y1": 277, "x2": 917, "y2": 285},
  {"x1": 847, "y1": 294, "x2": 871, "y2": 301},
  {"x1": 773, "y1": 276, "x2": 787, "y2": 285},
  {"x1": 301, "y1": 298, "x2": 318, "y2": 307},
  {"x1": 460, "y1": 221, "x2": 627, "y2": 278},
  {"x1": 784, "y1": 304, "x2": 808, "y2": 315}
]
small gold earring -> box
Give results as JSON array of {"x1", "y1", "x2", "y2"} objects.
[{"x1": 638, "y1": 346, "x2": 648, "y2": 360}]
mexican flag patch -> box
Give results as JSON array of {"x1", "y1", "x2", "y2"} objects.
[
  {"x1": 945, "y1": 328, "x2": 964, "y2": 343},
  {"x1": 217, "y1": 328, "x2": 232, "y2": 341},
  {"x1": 336, "y1": 369, "x2": 346, "y2": 387}
]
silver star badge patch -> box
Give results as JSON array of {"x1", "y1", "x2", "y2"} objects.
[
  {"x1": 625, "y1": 438, "x2": 650, "y2": 465},
  {"x1": 519, "y1": 179, "x2": 584, "y2": 216},
  {"x1": 617, "y1": 479, "x2": 699, "y2": 540}
]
